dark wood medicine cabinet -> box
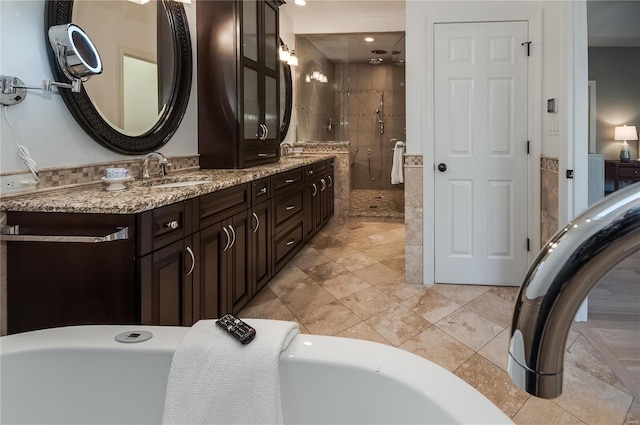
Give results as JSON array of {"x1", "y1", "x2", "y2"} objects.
[{"x1": 197, "y1": 0, "x2": 284, "y2": 169}]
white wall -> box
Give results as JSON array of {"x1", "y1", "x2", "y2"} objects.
[{"x1": 0, "y1": 0, "x2": 198, "y2": 174}]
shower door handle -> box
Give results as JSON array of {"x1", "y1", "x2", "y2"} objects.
[{"x1": 437, "y1": 163, "x2": 447, "y2": 172}]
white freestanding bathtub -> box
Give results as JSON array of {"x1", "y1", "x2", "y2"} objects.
[{"x1": 0, "y1": 325, "x2": 512, "y2": 424}]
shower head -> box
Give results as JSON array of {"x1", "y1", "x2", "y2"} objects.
[{"x1": 369, "y1": 50, "x2": 386, "y2": 65}]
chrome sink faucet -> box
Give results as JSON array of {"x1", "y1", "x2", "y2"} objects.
[
  {"x1": 509, "y1": 182, "x2": 640, "y2": 398},
  {"x1": 280, "y1": 142, "x2": 293, "y2": 157},
  {"x1": 141, "y1": 152, "x2": 170, "y2": 179}
]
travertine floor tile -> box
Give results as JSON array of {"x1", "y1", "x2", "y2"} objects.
[
  {"x1": 554, "y1": 362, "x2": 633, "y2": 425},
  {"x1": 353, "y1": 262, "x2": 399, "y2": 285},
  {"x1": 290, "y1": 246, "x2": 333, "y2": 270},
  {"x1": 362, "y1": 244, "x2": 403, "y2": 261},
  {"x1": 380, "y1": 254, "x2": 406, "y2": 273},
  {"x1": 375, "y1": 278, "x2": 425, "y2": 302},
  {"x1": 399, "y1": 326, "x2": 474, "y2": 372},
  {"x1": 513, "y1": 396, "x2": 585, "y2": 424},
  {"x1": 402, "y1": 288, "x2": 461, "y2": 323},
  {"x1": 478, "y1": 328, "x2": 511, "y2": 371},
  {"x1": 437, "y1": 307, "x2": 504, "y2": 351},
  {"x1": 276, "y1": 280, "x2": 337, "y2": 317},
  {"x1": 341, "y1": 286, "x2": 398, "y2": 320},
  {"x1": 335, "y1": 321, "x2": 390, "y2": 345},
  {"x1": 466, "y1": 290, "x2": 516, "y2": 328},
  {"x1": 298, "y1": 300, "x2": 361, "y2": 336},
  {"x1": 317, "y1": 272, "x2": 371, "y2": 299},
  {"x1": 454, "y1": 354, "x2": 529, "y2": 418},
  {"x1": 334, "y1": 252, "x2": 378, "y2": 271},
  {"x1": 624, "y1": 398, "x2": 640, "y2": 425},
  {"x1": 366, "y1": 304, "x2": 430, "y2": 346},
  {"x1": 303, "y1": 261, "x2": 350, "y2": 283},
  {"x1": 431, "y1": 283, "x2": 491, "y2": 305}
]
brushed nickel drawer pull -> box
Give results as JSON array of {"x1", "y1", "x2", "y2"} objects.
[
  {"x1": 259, "y1": 187, "x2": 267, "y2": 194},
  {"x1": 285, "y1": 179, "x2": 295, "y2": 183},
  {"x1": 165, "y1": 220, "x2": 179, "y2": 230},
  {"x1": 252, "y1": 212, "x2": 260, "y2": 233},
  {"x1": 186, "y1": 246, "x2": 195, "y2": 276},
  {"x1": 0, "y1": 225, "x2": 129, "y2": 243},
  {"x1": 222, "y1": 226, "x2": 231, "y2": 251},
  {"x1": 286, "y1": 239, "x2": 295, "y2": 246},
  {"x1": 286, "y1": 205, "x2": 295, "y2": 211},
  {"x1": 257, "y1": 153, "x2": 268, "y2": 157}
]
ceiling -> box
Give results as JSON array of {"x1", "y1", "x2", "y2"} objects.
[
  {"x1": 298, "y1": 32, "x2": 406, "y2": 65},
  {"x1": 283, "y1": 0, "x2": 640, "y2": 60}
]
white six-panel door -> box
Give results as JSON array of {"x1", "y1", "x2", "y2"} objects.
[{"x1": 434, "y1": 21, "x2": 529, "y2": 285}]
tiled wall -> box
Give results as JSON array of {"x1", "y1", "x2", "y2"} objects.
[
  {"x1": 541, "y1": 156, "x2": 559, "y2": 247},
  {"x1": 404, "y1": 154, "x2": 423, "y2": 283},
  {"x1": 348, "y1": 64, "x2": 406, "y2": 191},
  {"x1": 295, "y1": 37, "x2": 339, "y2": 143},
  {"x1": 0, "y1": 156, "x2": 199, "y2": 196}
]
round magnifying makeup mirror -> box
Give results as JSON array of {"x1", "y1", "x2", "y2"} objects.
[{"x1": 45, "y1": 0, "x2": 192, "y2": 154}]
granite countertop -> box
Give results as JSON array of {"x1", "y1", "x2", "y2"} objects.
[{"x1": 0, "y1": 155, "x2": 334, "y2": 214}]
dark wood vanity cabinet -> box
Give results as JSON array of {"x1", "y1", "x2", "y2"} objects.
[
  {"x1": 305, "y1": 159, "x2": 335, "y2": 240},
  {"x1": 5, "y1": 212, "x2": 138, "y2": 335},
  {"x1": 4, "y1": 161, "x2": 335, "y2": 334},
  {"x1": 197, "y1": 0, "x2": 282, "y2": 169}
]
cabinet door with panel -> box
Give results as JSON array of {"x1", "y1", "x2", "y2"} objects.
[
  {"x1": 252, "y1": 199, "x2": 271, "y2": 292},
  {"x1": 139, "y1": 237, "x2": 195, "y2": 327},
  {"x1": 197, "y1": 0, "x2": 281, "y2": 169}
]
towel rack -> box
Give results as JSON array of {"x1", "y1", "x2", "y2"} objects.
[
  {"x1": 0, "y1": 225, "x2": 129, "y2": 243},
  {"x1": 389, "y1": 138, "x2": 405, "y2": 150}
]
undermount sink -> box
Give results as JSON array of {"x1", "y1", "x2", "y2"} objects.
[{"x1": 151, "y1": 180, "x2": 210, "y2": 189}]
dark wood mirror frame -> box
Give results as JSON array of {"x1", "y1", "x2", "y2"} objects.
[
  {"x1": 45, "y1": 0, "x2": 193, "y2": 155},
  {"x1": 280, "y1": 38, "x2": 292, "y2": 141}
]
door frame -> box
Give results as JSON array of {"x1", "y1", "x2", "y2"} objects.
[{"x1": 422, "y1": 8, "x2": 543, "y2": 285}]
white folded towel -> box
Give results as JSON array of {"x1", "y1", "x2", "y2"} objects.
[
  {"x1": 162, "y1": 319, "x2": 299, "y2": 425},
  {"x1": 391, "y1": 140, "x2": 405, "y2": 184}
]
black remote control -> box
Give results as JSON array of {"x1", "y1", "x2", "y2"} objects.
[{"x1": 215, "y1": 313, "x2": 256, "y2": 345}]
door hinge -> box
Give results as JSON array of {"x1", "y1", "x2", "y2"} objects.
[
  {"x1": 522, "y1": 41, "x2": 532, "y2": 56},
  {"x1": 527, "y1": 238, "x2": 530, "y2": 252},
  {"x1": 527, "y1": 141, "x2": 530, "y2": 154},
  {"x1": 566, "y1": 170, "x2": 574, "y2": 179}
]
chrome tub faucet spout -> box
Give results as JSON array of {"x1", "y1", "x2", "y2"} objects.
[
  {"x1": 142, "y1": 152, "x2": 170, "y2": 179},
  {"x1": 509, "y1": 182, "x2": 640, "y2": 398}
]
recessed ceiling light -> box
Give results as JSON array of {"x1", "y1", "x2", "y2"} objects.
[
  {"x1": 294, "y1": 0, "x2": 307, "y2": 5},
  {"x1": 364, "y1": 37, "x2": 375, "y2": 42}
]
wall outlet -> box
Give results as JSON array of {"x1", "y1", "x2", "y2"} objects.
[{"x1": 0, "y1": 173, "x2": 38, "y2": 195}]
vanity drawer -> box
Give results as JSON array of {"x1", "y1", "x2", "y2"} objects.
[
  {"x1": 243, "y1": 146, "x2": 279, "y2": 168},
  {"x1": 273, "y1": 190, "x2": 303, "y2": 230},
  {"x1": 198, "y1": 184, "x2": 250, "y2": 229},
  {"x1": 273, "y1": 219, "x2": 304, "y2": 273},
  {"x1": 138, "y1": 201, "x2": 193, "y2": 256},
  {"x1": 272, "y1": 167, "x2": 304, "y2": 196},
  {"x1": 252, "y1": 177, "x2": 271, "y2": 205}
]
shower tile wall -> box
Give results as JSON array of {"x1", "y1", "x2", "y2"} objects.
[
  {"x1": 348, "y1": 64, "x2": 405, "y2": 191},
  {"x1": 295, "y1": 38, "x2": 340, "y2": 142}
]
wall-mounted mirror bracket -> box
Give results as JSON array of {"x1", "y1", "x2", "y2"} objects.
[{"x1": 0, "y1": 24, "x2": 101, "y2": 106}]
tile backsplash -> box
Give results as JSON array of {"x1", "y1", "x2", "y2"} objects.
[{"x1": 0, "y1": 155, "x2": 199, "y2": 197}]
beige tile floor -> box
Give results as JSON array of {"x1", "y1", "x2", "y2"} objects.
[{"x1": 238, "y1": 219, "x2": 639, "y2": 425}]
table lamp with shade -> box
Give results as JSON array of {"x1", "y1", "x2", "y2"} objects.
[{"x1": 614, "y1": 125, "x2": 638, "y2": 162}]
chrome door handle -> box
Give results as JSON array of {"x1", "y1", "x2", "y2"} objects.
[
  {"x1": 320, "y1": 178, "x2": 326, "y2": 191},
  {"x1": 312, "y1": 183, "x2": 317, "y2": 196},
  {"x1": 222, "y1": 226, "x2": 231, "y2": 251},
  {"x1": 252, "y1": 212, "x2": 260, "y2": 233},
  {"x1": 185, "y1": 246, "x2": 195, "y2": 276},
  {"x1": 327, "y1": 175, "x2": 333, "y2": 187},
  {"x1": 228, "y1": 224, "x2": 236, "y2": 248}
]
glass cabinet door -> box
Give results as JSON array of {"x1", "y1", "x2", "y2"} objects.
[
  {"x1": 264, "y1": 3, "x2": 277, "y2": 71},
  {"x1": 265, "y1": 75, "x2": 278, "y2": 138},
  {"x1": 243, "y1": 67, "x2": 259, "y2": 140},
  {"x1": 242, "y1": 0, "x2": 258, "y2": 62}
]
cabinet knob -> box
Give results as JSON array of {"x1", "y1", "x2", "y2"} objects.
[{"x1": 165, "y1": 220, "x2": 179, "y2": 230}]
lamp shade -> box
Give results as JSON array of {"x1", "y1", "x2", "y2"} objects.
[{"x1": 614, "y1": 125, "x2": 638, "y2": 141}]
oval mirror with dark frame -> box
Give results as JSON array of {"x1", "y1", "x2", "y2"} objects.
[
  {"x1": 45, "y1": 0, "x2": 192, "y2": 155},
  {"x1": 279, "y1": 38, "x2": 292, "y2": 141}
]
